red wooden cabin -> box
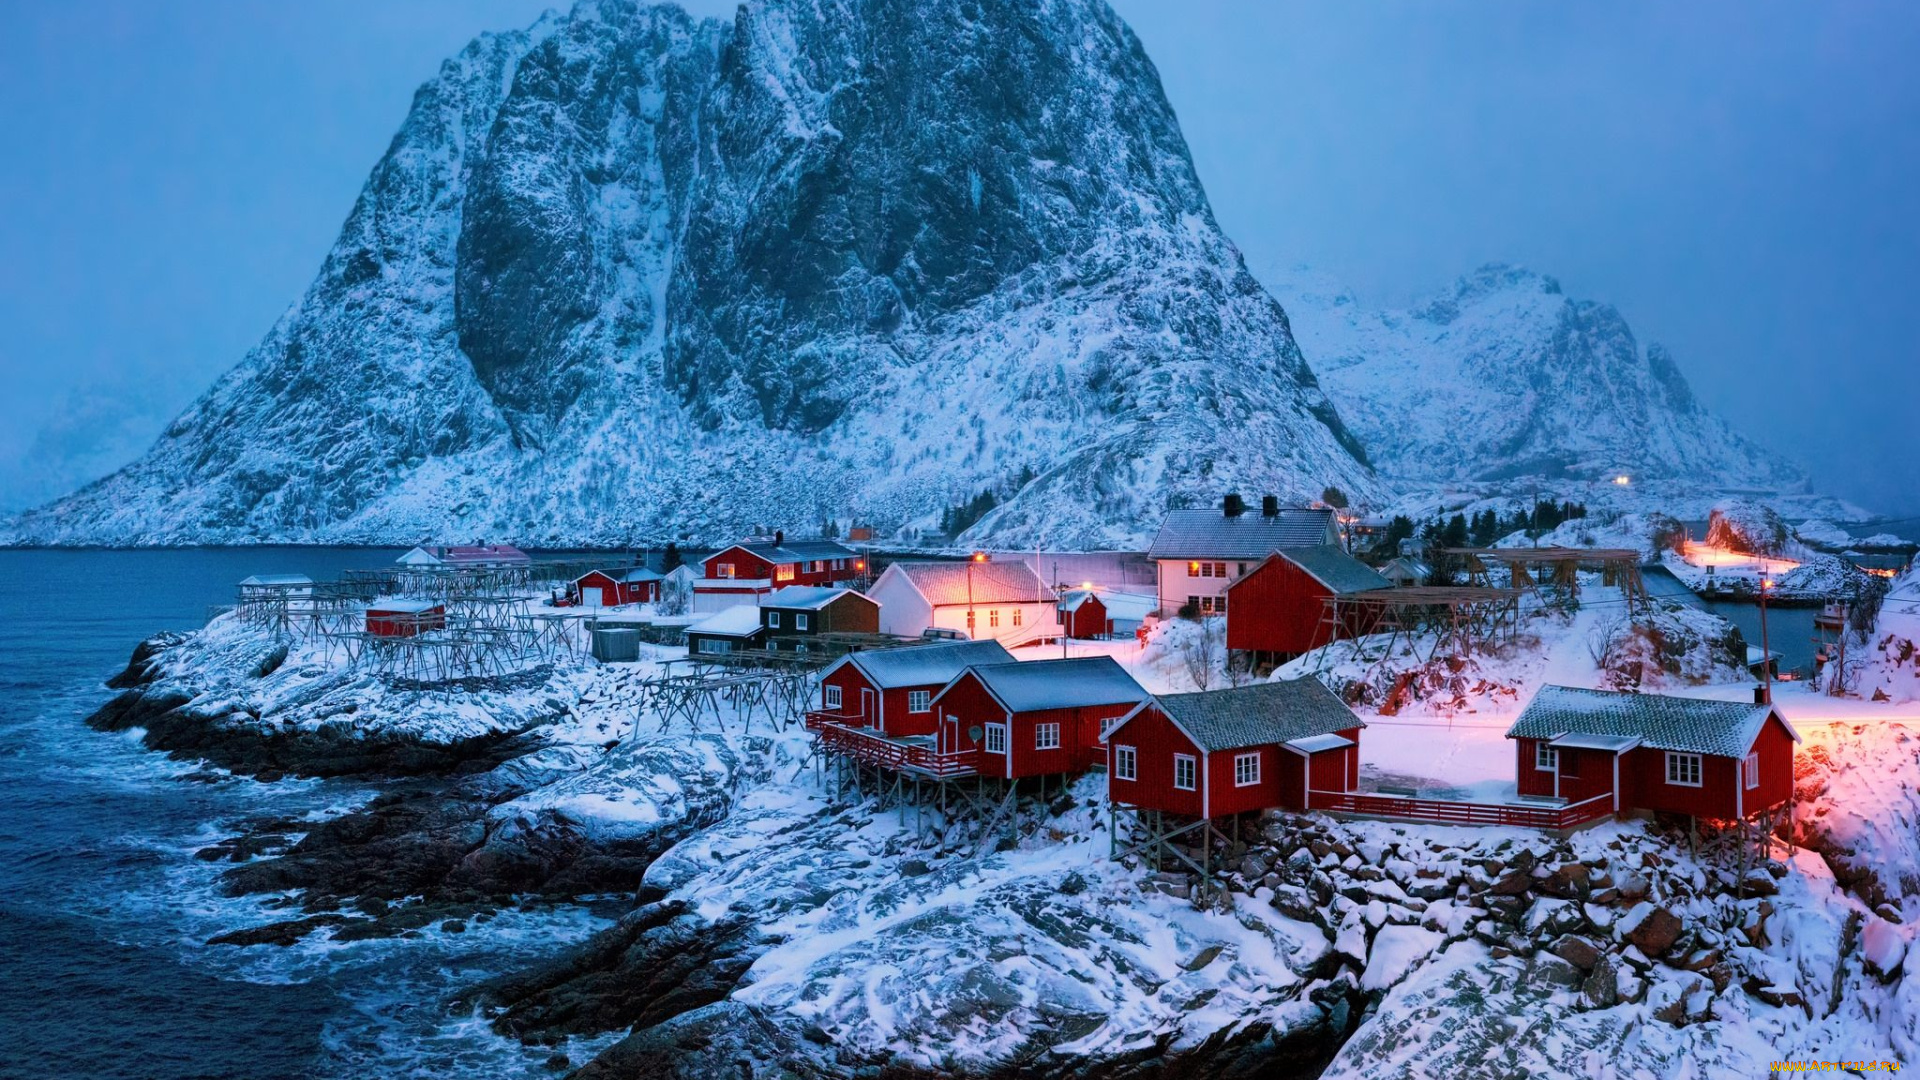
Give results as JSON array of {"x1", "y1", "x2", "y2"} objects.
[
  {"x1": 574, "y1": 567, "x2": 662, "y2": 607},
  {"x1": 1055, "y1": 590, "x2": 1111, "y2": 639},
  {"x1": 1106, "y1": 679, "x2": 1364, "y2": 818},
  {"x1": 365, "y1": 598, "x2": 446, "y2": 637},
  {"x1": 1506, "y1": 685, "x2": 1800, "y2": 820},
  {"x1": 702, "y1": 534, "x2": 863, "y2": 588},
  {"x1": 931, "y1": 657, "x2": 1149, "y2": 778},
  {"x1": 1224, "y1": 546, "x2": 1390, "y2": 662},
  {"x1": 809, "y1": 639, "x2": 1016, "y2": 738}
]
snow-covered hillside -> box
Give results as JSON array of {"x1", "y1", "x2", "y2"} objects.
[
  {"x1": 1265, "y1": 264, "x2": 1807, "y2": 494},
  {"x1": 2, "y1": 0, "x2": 1379, "y2": 550}
]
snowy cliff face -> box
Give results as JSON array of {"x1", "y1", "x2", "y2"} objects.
[
  {"x1": 1266, "y1": 264, "x2": 1804, "y2": 490},
  {"x1": 5, "y1": 0, "x2": 1378, "y2": 549}
]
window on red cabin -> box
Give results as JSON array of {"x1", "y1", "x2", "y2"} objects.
[
  {"x1": 1743, "y1": 752, "x2": 1759, "y2": 790},
  {"x1": 1665, "y1": 752, "x2": 1702, "y2": 787},
  {"x1": 984, "y1": 724, "x2": 1007, "y2": 754},
  {"x1": 823, "y1": 684, "x2": 842, "y2": 710},
  {"x1": 1535, "y1": 743, "x2": 1558, "y2": 771},
  {"x1": 908, "y1": 690, "x2": 931, "y2": 713},
  {"x1": 776, "y1": 564, "x2": 795, "y2": 582},
  {"x1": 1233, "y1": 752, "x2": 1260, "y2": 786},
  {"x1": 1035, "y1": 723, "x2": 1060, "y2": 750},
  {"x1": 1114, "y1": 745, "x2": 1137, "y2": 780},
  {"x1": 716, "y1": 562, "x2": 735, "y2": 579},
  {"x1": 1173, "y1": 754, "x2": 1197, "y2": 790}
]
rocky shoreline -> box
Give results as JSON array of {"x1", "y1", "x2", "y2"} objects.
[{"x1": 86, "y1": 625, "x2": 1920, "y2": 1079}]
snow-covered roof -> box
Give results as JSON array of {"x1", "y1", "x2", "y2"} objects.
[
  {"x1": 1380, "y1": 556, "x2": 1430, "y2": 583},
  {"x1": 1057, "y1": 589, "x2": 1104, "y2": 612},
  {"x1": 1147, "y1": 508, "x2": 1335, "y2": 560},
  {"x1": 367, "y1": 597, "x2": 441, "y2": 613},
  {"x1": 1507, "y1": 685, "x2": 1800, "y2": 759},
  {"x1": 1285, "y1": 732, "x2": 1355, "y2": 754},
  {"x1": 1143, "y1": 678, "x2": 1363, "y2": 753},
  {"x1": 1097, "y1": 592, "x2": 1158, "y2": 622},
  {"x1": 1245, "y1": 546, "x2": 1391, "y2": 595},
  {"x1": 955, "y1": 657, "x2": 1148, "y2": 714},
  {"x1": 694, "y1": 578, "x2": 774, "y2": 590},
  {"x1": 836, "y1": 639, "x2": 1016, "y2": 689},
  {"x1": 764, "y1": 586, "x2": 864, "y2": 611},
  {"x1": 885, "y1": 561, "x2": 1052, "y2": 606},
  {"x1": 714, "y1": 539, "x2": 856, "y2": 565},
  {"x1": 687, "y1": 605, "x2": 767, "y2": 638},
  {"x1": 579, "y1": 566, "x2": 663, "y2": 584},
  {"x1": 238, "y1": 573, "x2": 313, "y2": 587},
  {"x1": 1547, "y1": 732, "x2": 1643, "y2": 752}
]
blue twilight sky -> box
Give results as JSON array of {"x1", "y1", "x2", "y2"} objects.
[{"x1": 0, "y1": 1, "x2": 1914, "y2": 514}]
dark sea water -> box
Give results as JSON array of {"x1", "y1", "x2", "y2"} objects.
[{"x1": 0, "y1": 548, "x2": 608, "y2": 1080}]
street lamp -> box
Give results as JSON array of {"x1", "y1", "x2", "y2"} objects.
[{"x1": 1758, "y1": 575, "x2": 1774, "y2": 704}]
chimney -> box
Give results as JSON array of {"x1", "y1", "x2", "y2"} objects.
[
  {"x1": 774, "y1": 529, "x2": 785, "y2": 546},
  {"x1": 1261, "y1": 495, "x2": 1279, "y2": 518},
  {"x1": 1222, "y1": 493, "x2": 1246, "y2": 518}
]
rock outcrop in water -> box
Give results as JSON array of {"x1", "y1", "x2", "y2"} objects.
[{"x1": 7, "y1": 0, "x2": 1378, "y2": 550}]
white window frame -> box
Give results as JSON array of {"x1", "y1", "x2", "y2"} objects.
[
  {"x1": 984, "y1": 723, "x2": 1007, "y2": 754},
  {"x1": 1012, "y1": 608, "x2": 1022, "y2": 627},
  {"x1": 989, "y1": 609, "x2": 1000, "y2": 628},
  {"x1": 776, "y1": 564, "x2": 796, "y2": 582},
  {"x1": 716, "y1": 562, "x2": 735, "y2": 579},
  {"x1": 768, "y1": 611, "x2": 782, "y2": 629},
  {"x1": 1743, "y1": 751, "x2": 1760, "y2": 790},
  {"x1": 907, "y1": 690, "x2": 931, "y2": 713},
  {"x1": 823, "y1": 684, "x2": 842, "y2": 709},
  {"x1": 1536, "y1": 743, "x2": 1558, "y2": 771},
  {"x1": 697, "y1": 638, "x2": 731, "y2": 655},
  {"x1": 1035, "y1": 722, "x2": 1060, "y2": 750},
  {"x1": 796, "y1": 613, "x2": 809, "y2": 631},
  {"x1": 1233, "y1": 752, "x2": 1260, "y2": 787},
  {"x1": 1173, "y1": 753, "x2": 1197, "y2": 791},
  {"x1": 1099, "y1": 715, "x2": 1124, "y2": 742},
  {"x1": 1666, "y1": 751, "x2": 1703, "y2": 788},
  {"x1": 1114, "y1": 745, "x2": 1137, "y2": 781}
]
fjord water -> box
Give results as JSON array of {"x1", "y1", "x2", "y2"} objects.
[{"x1": 0, "y1": 548, "x2": 583, "y2": 1080}]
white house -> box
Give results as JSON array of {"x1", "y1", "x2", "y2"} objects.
[
  {"x1": 867, "y1": 559, "x2": 1056, "y2": 646},
  {"x1": 1144, "y1": 498, "x2": 1338, "y2": 616}
]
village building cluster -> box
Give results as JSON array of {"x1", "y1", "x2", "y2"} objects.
[{"x1": 229, "y1": 495, "x2": 1810, "y2": 877}]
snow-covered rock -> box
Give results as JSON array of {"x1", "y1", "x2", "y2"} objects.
[
  {"x1": 5, "y1": 0, "x2": 1380, "y2": 550},
  {"x1": 1266, "y1": 263, "x2": 1806, "y2": 494}
]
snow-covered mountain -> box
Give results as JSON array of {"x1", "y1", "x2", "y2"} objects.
[
  {"x1": 2, "y1": 0, "x2": 1380, "y2": 550},
  {"x1": 1265, "y1": 264, "x2": 1806, "y2": 491}
]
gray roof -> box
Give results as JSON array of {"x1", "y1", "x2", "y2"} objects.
[
  {"x1": 686, "y1": 605, "x2": 766, "y2": 638},
  {"x1": 725, "y1": 539, "x2": 857, "y2": 564},
  {"x1": 239, "y1": 573, "x2": 313, "y2": 587},
  {"x1": 887, "y1": 560, "x2": 1052, "y2": 606},
  {"x1": 1146, "y1": 678, "x2": 1363, "y2": 752},
  {"x1": 765, "y1": 586, "x2": 868, "y2": 611},
  {"x1": 1058, "y1": 589, "x2": 1102, "y2": 612},
  {"x1": 1256, "y1": 546, "x2": 1391, "y2": 595},
  {"x1": 841, "y1": 639, "x2": 1016, "y2": 689},
  {"x1": 1147, "y1": 507, "x2": 1336, "y2": 560},
  {"x1": 1286, "y1": 732, "x2": 1356, "y2": 754},
  {"x1": 1506, "y1": 685, "x2": 1800, "y2": 758},
  {"x1": 958, "y1": 657, "x2": 1148, "y2": 713}
]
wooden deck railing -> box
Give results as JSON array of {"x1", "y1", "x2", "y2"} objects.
[
  {"x1": 1307, "y1": 790, "x2": 1614, "y2": 831},
  {"x1": 803, "y1": 709, "x2": 870, "y2": 732},
  {"x1": 813, "y1": 721, "x2": 980, "y2": 778}
]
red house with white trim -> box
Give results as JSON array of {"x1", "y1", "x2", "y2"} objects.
[
  {"x1": 694, "y1": 535, "x2": 863, "y2": 612},
  {"x1": 1224, "y1": 546, "x2": 1390, "y2": 662},
  {"x1": 930, "y1": 657, "x2": 1149, "y2": 778},
  {"x1": 1106, "y1": 679, "x2": 1365, "y2": 818},
  {"x1": 1506, "y1": 685, "x2": 1800, "y2": 821},
  {"x1": 1055, "y1": 590, "x2": 1112, "y2": 639},
  {"x1": 574, "y1": 567, "x2": 663, "y2": 607},
  {"x1": 809, "y1": 639, "x2": 1016, "y2": 738}
]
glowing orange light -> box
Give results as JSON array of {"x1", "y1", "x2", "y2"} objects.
[
  {"x1": 1189, "y1": 561, "x2": 1201, "y2": 573},
  {"x1": 972, "y1": 552, "x2": 988, "y2": 563},
  {"x1": 1612, "y1": 475, "x2": 1631, "y2": 486},
  {"x1": 855, "y1": 561, "x2": 866, "y2": 571}
]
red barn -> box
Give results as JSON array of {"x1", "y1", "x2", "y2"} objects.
[
  {"x1": 574, "y1": 567, "x2": 663, "y2": 607},
  {"x1": 1224, "y1": 546, "x2": 1390, "y2": 663},
  {"x1": 1055, "y1": 590, "x2": 1111, "y2": 639},
  {"x1": 1106, "y1": 679, "x2": 1364, "y2": 818},
  {"x1": 809, "y1": 639, "x2": 1016, "y2": 737},
  {"x1": 1506, "y1": 685, "x2": 1800, "y2": 821},
  {"x1": 931, "y1": 657, "x2": 1150, "y2": 778},
  {"x1": 365, "y1": 598, "x2": 446, "y2": 637}
]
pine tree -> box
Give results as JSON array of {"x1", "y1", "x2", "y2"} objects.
[
  {"x1": 1441, "y1": 513, "x2": 1469, "y2": 549},
  {"x1": 1321, "y1": 485, "x2": 1349, "y2": 510},
  {"x1": 662, "y1": 543, "x2": 683, "y2": 572}
]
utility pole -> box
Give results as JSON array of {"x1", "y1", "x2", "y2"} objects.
[{"x1": 1758, "y1": 572, "x2": 1773, "y2": 705}]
